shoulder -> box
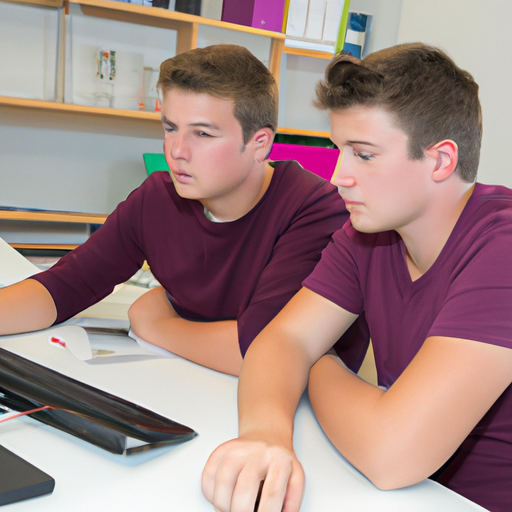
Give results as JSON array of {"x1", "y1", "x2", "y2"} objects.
[
  {"x1": 269, "y1": 160, "x2": 344, "y2": 207},
  {"x1": 120, "y1": 171, "x2": 182, "y2": 208},
  {"x1": 136, "y1": 171, "x2": 175, "y2": 194},
  {"x1": 467, "y1": 183, "x2": 512, "y2": 215},
  {"x1": 114, "y1": 171, "x2": 200, "y2": 225},
  {"x1": 458, "y1": 183, "x2": 512, "y2": 239}
]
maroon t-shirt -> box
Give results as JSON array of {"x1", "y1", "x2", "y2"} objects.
[
  {"x1": 31, "y1": 161, "x2": 349, "y2": 355},
  {"x1": 304, "y1": 183, "x2": 512, "y2": 511}
]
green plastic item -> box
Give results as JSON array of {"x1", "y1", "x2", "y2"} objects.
[{"x1": 143, "y1": 153, "x2": 170, "y2": 176}]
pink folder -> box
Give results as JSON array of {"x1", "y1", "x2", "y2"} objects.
[
  {"x1": 269, "y1": 143, "x2": 340, "y2": 181},
  {"x1": 221, "y1": 0, "x2": 286, "y2": 32}
]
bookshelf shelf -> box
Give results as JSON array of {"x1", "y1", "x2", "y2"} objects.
[
  {"x1": 0, "y1": 97, "x2": 331, "y2": 139},
  {"x1": 10, "y1": 243, "x2": 81, "y2": 250},
  {"x1": 1, "y1": 210, "x2": 107, "y2": 251},
  {"x1": 3, "y1": 0, "x2": 63, "y2": 7},
  {"x1": 277, "y1": 126, "x2": 330, "y2": 138},
  {"x1": 0, "y1": 210, "x2": 107, "y2": 224},
  {"x1": 283, "y1": 46, "x2": 333, "y2": 60}
]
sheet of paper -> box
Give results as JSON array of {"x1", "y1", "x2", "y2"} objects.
[{"x1": 0, "y1": 237, "x2": 40, "y2": 287}]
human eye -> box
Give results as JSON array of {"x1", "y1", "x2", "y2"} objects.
[
  {"x1": 162, "y1": 123, "x2": 176, "y2": 133},
  {"x1": 353, "y1": 149, "x2": 374, "y2": 161},
  {"x1": 196, "y1": 130, "x2": 213, "y2": 138}
]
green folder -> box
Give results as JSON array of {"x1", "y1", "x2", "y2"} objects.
[{"x1": 143, "y1": 153, "x2": 170, "y2": 176}]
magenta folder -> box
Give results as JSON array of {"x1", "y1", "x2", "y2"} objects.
[
  {"x1": 221, "y1": 0, "x2": 286, "y2": 32},
  {"x1": 269, "y1": 143, "x2": 340, "y2": 181}
]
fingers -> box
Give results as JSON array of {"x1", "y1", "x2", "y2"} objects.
[{"x1": 202, "y1": 439, "x2": 305, "y2": 512}]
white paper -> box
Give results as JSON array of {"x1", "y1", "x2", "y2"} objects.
[
  {"x1": 304, "y1": 0, "x2": 326, "y2": 41},
  {"x1": 323, "y1": 0, "x2": 345, "y2": 43},
  {"x1": 0, "y1": 236, "x2": 41, "y2": 287},
  {"x1": 285, "y1": 0, "x2": 310, "y2": 38},
  {"x1": 129, "y1": 329, "x2": 177, "y2": 359}
]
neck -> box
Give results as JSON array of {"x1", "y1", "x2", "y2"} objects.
[
  {"x1": 202, "y1": 162, "x2": 274, "y2": 222},
  {"x1": 401, "y1": 182, "x2": 475, "y2": 281}
]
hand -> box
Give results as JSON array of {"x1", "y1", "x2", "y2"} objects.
[{"x1": 201, "y1": 437, "x2": 305, "y2": 512}]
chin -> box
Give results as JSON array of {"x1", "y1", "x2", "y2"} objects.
[{"x1": 350, "y1": 219, "x2": 384, "y2": 234}]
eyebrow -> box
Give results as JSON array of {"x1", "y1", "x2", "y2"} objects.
[
  {"x1": 161, "y1": 115, "x2": 221, "y2": 131},
  {"x1": 347, "y1": 139, "x2": 379, "y2": 147}
]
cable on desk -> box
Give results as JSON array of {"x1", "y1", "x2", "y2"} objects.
[{"x1": 0, "y1": 405, "x2": 54, "y2": 424}]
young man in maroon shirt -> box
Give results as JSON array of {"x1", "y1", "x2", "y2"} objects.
[{"x1": 0, "y1": 45, "x2": 351, "y2": 376}]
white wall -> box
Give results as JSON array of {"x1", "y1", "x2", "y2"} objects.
[{"x1": 397, "y1": 0, "x2": 512, "y2": 187}]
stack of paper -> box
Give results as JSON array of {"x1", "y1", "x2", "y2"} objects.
[
  {"x1": 0, "y1": 237, "x2": 40, "y2": 288},
  {"x1": 285, "y1": 0, "x2": 349, "y2": 50}
]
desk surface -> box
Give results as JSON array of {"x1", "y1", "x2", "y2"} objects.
[{"x1": 0, "y1": 289, "x2": 487, "y2": 512}]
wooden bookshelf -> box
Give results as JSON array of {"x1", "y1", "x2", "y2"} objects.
[
  {"x1": 0, "y1": 0, "x2": 330, "y2": 138},
  {"x1": 0, "y1": 0, "x2": 338, "y2": 249},
  {"x1": 68, "y1": 0, "x2": 285, "y2": 78}
]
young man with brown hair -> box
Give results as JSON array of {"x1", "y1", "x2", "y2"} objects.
[
  {"x1": 0, "y1": 44, "x2": 350, "y2": 376},
  {"x1": 202, "y1": 43, "x2": 512, "y2": 511}
]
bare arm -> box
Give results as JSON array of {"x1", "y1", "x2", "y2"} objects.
[
  {"x1": 308, "y1": 336, "x2": 512, "y2": 490},
  {"x1": 128, "y1": 286, "x2": 241, "y2": 376},
  {"x1": 0, "y1": 279, "x2": 57, "y2": 335},
  {"x1": 201, "y1": 288, "x2": 357, "y2": 512}
]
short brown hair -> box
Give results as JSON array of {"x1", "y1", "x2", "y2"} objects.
[
  {"x1": 315, "y1": 43, "x2": 482, "y2": 182},
  {"x1": 158, "y1": 44, "x2": 278, "y2": 145}
]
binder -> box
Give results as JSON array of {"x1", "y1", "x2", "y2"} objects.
[
  {"x1": 0, "y1": 445, "x2": 55, "y2": 506},
  {"x1": 221, "y1": 0, "x2": 286, "y2": 33}
]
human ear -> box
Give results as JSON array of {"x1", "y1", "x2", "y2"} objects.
[
  {"x1": 425, "y1": 139, "x2": 459, "y2": 182},
  {"x1": 251, "y1": 127, "x2": 274, "y2": 163}
]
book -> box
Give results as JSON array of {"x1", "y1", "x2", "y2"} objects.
[
  {"x1": 342, "y1": 12, "x2": 372, "y2": 59},
  {"x1": 200, "y1": 0, "x2": 223, "y2": 20},
  {"x1": 174, "y1": 0, "x2": 201, "y2": 15},
  {"x1": 0, "y1": 445, "x2": 55, "y2": 506}
]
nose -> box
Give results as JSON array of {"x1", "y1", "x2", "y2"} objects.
[
  {"x1": 330, "y1": 150, "x2": 355, "y2": 188},
  {"x1": 166, "y1": 131, "x2": 189, "y2": 162}
]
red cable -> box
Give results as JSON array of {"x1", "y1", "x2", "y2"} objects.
[{"x1": 0, "y1": 405, "x2": 54, "y2": 424}]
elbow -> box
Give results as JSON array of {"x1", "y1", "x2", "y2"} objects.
[
  {"x1": 353, "y1": 450, "x2": 432, "y2": 491},
  {"x1": 127, "y1": 301, "x2": 144, "y2": 336},
  {"x1": 365, "y1": 470, "x2": 421, "y2": 491}
]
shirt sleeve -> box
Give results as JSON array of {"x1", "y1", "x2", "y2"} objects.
[
  {"x1": 303, "y1": 226, "x2": 365, "y2": 315},
  {"x1": 237, "y1": 180, "x2": 348, "y2": 356},
  {"x1": 429, "y1": 215, "x2": 512, "y2": 350},
  {"x1": 29, "y1": 184, "x2": 147, "y2": 323}
]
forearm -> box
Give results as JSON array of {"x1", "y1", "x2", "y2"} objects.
[
  {"x1": 148, "y1": 316, "x2": 241, "y2": 375},
  {"x1": 238, "y1": 322, "x2": 312, "y2": 448},
  {"x1": 308, "y1": 355, "x2": 394, "y2": 483},
  {"x1": 0, "y1": 279, "x2": 57, "y2": 335},
  {"x1": 128, "y1": 287, "x2": 242, "y2": 375},
  {"x1": 308, "y1": 341, "x2": 512, "y2": 490}
]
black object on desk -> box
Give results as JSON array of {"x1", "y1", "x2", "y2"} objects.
[
  {"x1": 0, "y1": 347, "x2": 197, "y2": 455},
  {"x1": 0, "y1": 445, "x2": 55, "y2": 506}
]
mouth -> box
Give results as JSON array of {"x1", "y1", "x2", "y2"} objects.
[
  {"x1": 343, "y1": 199, "x2": 364, "y2": 206},
  {"x1": 171, "y1": 169, "x2": 193, "y2": 183}
]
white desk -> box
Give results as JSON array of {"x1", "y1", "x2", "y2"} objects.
[{"x1": 0, "y1": 289, "x2": 487, "y2": 512}]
